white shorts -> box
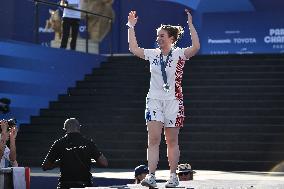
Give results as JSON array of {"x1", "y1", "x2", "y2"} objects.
[{"x1": 145, "y1": 98, "x2": 185, "y2": 128}]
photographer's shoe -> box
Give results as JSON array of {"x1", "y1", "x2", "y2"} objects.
[
  {"x1": 141, "y1": 173, "x2": 157, "y2": 188},
  {"x1": 165, "y1": 173, "x2": 179, "y2": 188}
]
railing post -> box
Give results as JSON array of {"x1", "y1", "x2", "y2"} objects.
[
  {"x1": 34, "y1": 1, "x2": 39, "y2": 44},
  {"x1": 110, "y1": 19, "x2": 113, "y2": 56},
  {"x1": 85, "y1": 13, "x2": 89, "y2": 54}
]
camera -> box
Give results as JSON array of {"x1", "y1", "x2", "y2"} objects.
[
  {"x1": 0, "y1": 98, "x2": 11, "y2": 114},
  {"x1": 0, "y1": 118, "x2": 17, "y2": 133},
  {"x1": 7, "y1": 118, "x2": 17, "y2": 127}
]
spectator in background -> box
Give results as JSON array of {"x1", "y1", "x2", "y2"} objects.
[
  {"x1": 60, "y1": 0, "x2": 82, "y2": 50},
  {"x1": 42, "y1": 118, "x2": 108, "y2": 189},
  {"x1": 177, "y1": 163, "x2": 195, "y2": 181},
  {"x1": 134, "y1": 165, "x2": 149, "y2": 184},
  {"x1": 0, "y1": 120, "x2": 17, "y2": 168}
]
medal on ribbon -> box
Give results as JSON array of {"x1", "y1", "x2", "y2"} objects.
[
  {"x1": 160, "y1": 49, "x2": 172, "y2": 93},
  {"x1": 163, "y1": 83, "x2": 170, "y2": 92}
]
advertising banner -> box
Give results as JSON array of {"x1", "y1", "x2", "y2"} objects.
[{"x1": 201, "y1": 12, "x2": 284, "y2": 54}]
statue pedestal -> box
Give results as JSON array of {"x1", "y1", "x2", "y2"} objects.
[{"x1": 50, "y1": 38, "x2": 99, "y2": 54}]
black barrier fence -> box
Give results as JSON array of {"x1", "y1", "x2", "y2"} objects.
[
  {"x1": 0, "y1": 168, "x2": 13, "y2": 189},
  {"x1": 32, "y1": 0, "x2": 113, "y2": 55}
]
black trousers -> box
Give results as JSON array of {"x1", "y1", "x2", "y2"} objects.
[
  {"x1": 57, "y1": 181, "x2": 92, "y2": 189},
  {"x1": 60, "y1": 17, "x2": 80, "y2": 50}
]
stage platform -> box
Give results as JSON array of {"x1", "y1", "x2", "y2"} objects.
[{"x1": 30, "y1": 167, "x2": 284, "y2": 189}]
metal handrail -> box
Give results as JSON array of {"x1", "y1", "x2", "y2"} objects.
[{"x1": 33, "y1": 0, "x2": 113, "y2": 55}]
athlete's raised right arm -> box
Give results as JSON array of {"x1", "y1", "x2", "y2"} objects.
[{"x1": 128, "y1": 11, "x2": 145, "y2": 59}]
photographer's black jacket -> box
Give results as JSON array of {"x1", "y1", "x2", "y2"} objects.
[{"x1": 45, "y1": 133, "x2": 102, "y2": 184}]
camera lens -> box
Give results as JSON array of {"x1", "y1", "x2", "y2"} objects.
[{"x1": 7, "y1": 118, "x2": 17, "y2": 127}]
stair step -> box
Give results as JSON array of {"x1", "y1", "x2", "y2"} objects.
[{"x1": 18, "y1": 122, "x2": 284, "y2": 133}]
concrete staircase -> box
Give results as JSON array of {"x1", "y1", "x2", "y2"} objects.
[{"x1": 16, "y1": 54, "x2": 284, "y2": 171}]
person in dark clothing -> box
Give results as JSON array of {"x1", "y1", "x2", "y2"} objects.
[
  {"x1": 42, "y1": 118, "x2": 108, "y2": 189},
  {"x1": 60, "y1": 0, "x2": 81, "y2": 50}
]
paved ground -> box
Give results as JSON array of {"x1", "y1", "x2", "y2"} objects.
[
  {"x1": 95, "y1": 169, "x2": 284, "y2": 189},
  {"x1": 31, "y1": 167, "x2": 284, "y2": 189}
]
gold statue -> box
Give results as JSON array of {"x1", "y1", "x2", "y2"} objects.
[
  {"x1": 45, "y1": 9, "x2": 62, "y2": 41},
  {"x1": 81, "y1": 0, "x2": 115, "y2": 42}
]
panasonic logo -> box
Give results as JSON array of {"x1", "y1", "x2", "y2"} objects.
[{"x1": 208, "y1": 39, "x2": 231, "y2": 44}]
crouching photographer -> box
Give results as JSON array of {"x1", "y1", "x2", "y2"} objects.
[{"x1": 0, "y1": 119, "x2": 17, "y2": 168}]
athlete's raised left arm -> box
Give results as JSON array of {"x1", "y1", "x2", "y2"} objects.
[{"x1": 184, "y1": 9, "x2": 200, "y2": 59}]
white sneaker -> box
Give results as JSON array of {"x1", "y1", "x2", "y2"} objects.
[
  {"x1": 141, "y1": 173, "x2": 157, "y2": 188},
  {"x1": 165, "y1": 174, "x2": 179, "y2": 188}
]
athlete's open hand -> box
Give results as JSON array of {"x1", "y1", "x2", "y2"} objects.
[
  {"x1": 185, "y1": 9, "x2": 192, "y2": 25},
  {"x1": 128, "y1": 11, "x2": 138, "y2": 27}
]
